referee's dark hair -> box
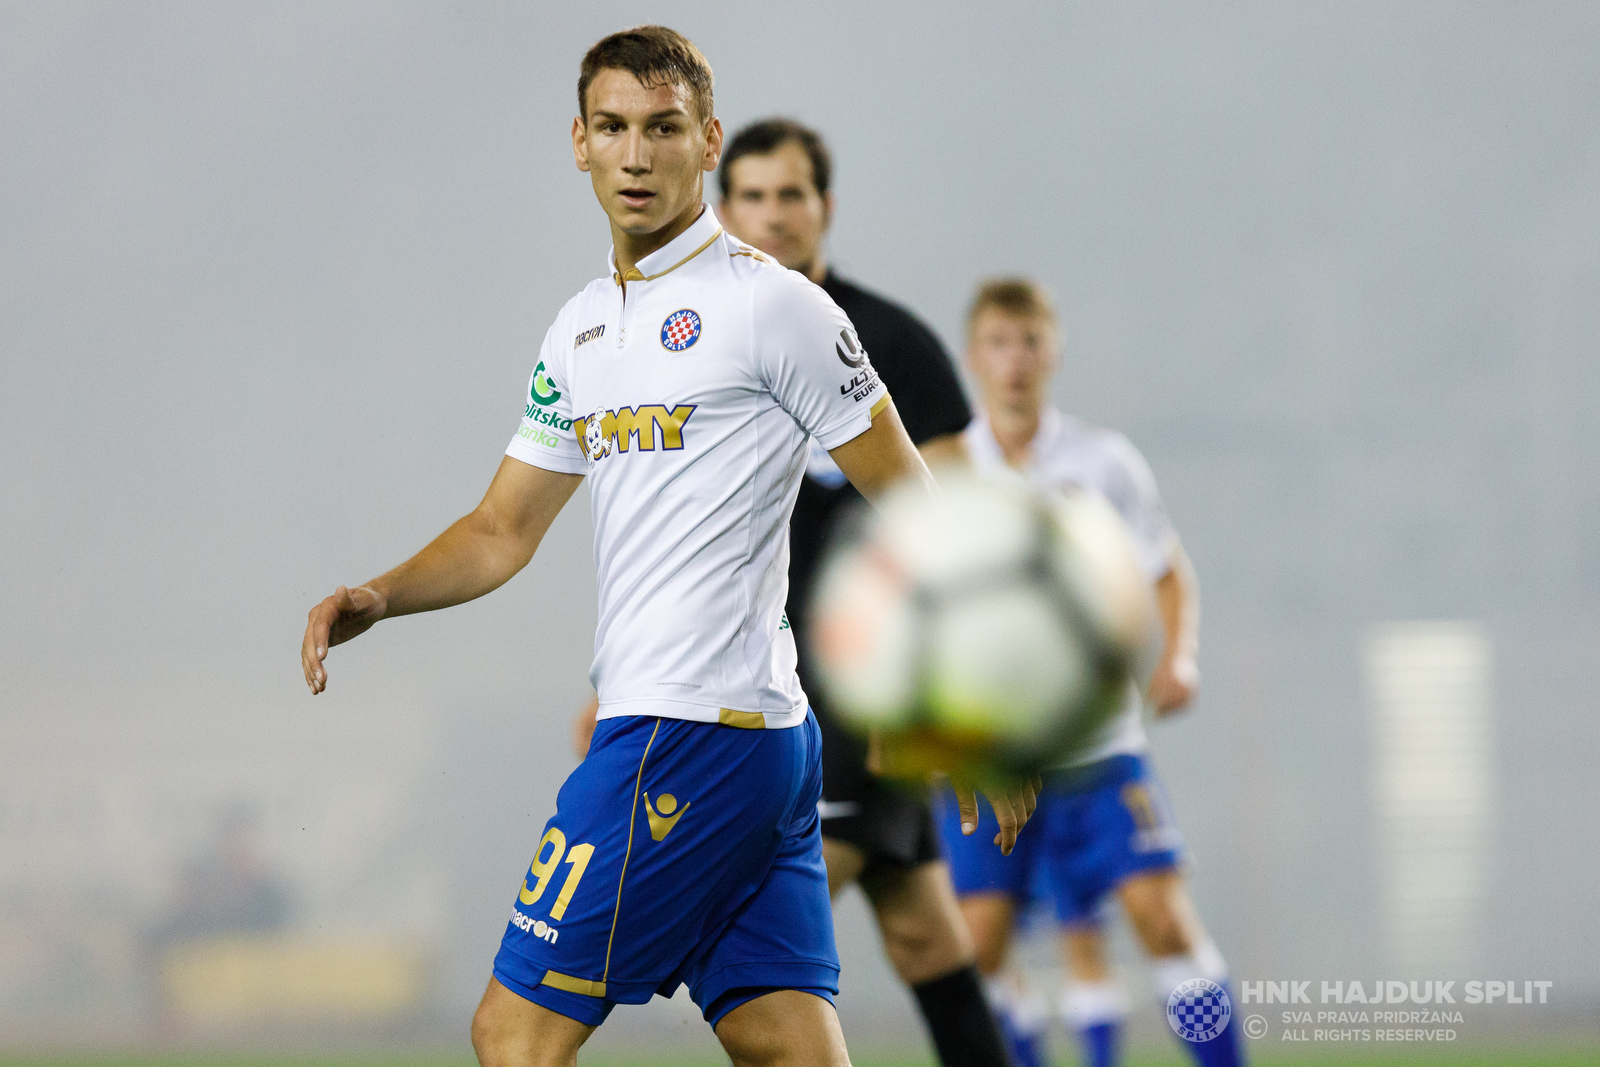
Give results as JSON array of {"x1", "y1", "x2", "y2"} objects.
[
  {"x1": 719, "y1": 118, "x2": 833, "y2": 200},
  {"x1": 579, "y1": 25, "x2": 714, "y2": 122}
]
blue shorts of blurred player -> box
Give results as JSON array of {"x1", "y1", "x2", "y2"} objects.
[
  {"x1": 493, "y1": 709, "x2": 838, "y2": 1027},
  {"x1": 934, "y1": 753, "x2": 1183, "y2": 922}
]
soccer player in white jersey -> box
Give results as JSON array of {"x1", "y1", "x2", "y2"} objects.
[
  {"x1": 933, "y1": 280, "x2": 1245, "y2": 1067},
  {"x1": 301, "y1": 27, "x2": 1034, "y2": 1067}
]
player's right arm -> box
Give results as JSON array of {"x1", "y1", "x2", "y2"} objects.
[{"x1": 301, "y1": 457, "x2": 583, "y2": 694}]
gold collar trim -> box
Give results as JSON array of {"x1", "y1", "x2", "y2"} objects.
[{"x1": 614, "y1": 227, "x2": 723, "y2": 285}]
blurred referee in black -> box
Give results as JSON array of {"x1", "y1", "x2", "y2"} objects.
[{"x1": 719, "y1": 119, "x2": 1009, "y2": 1067}]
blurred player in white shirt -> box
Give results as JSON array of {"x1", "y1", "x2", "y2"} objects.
[{"x1": 934, "y1": 280, "x2": 1244, "y2": 1067}]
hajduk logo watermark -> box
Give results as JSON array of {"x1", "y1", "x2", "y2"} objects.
[{"x1": 1168, "y1": 978, "x2": 1232, "y2": 1042}]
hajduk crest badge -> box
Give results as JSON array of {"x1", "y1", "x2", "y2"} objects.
[{"x1": 661, "y1": 309, "x2": 701, "y2": 351}]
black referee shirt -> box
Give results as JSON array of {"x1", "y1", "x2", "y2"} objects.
[{"x1": 787, "y1": 270, "x2": 972, "y2": 644}]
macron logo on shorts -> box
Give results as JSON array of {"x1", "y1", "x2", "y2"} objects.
[{"x1": 644, "y1": 792, "x2": 689, "y2": 841}]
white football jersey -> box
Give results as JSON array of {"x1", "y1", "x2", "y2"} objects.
[
  {"x1": 507, "y1": 205, "x2": 888, "y2": 730},
  {"x1": 965, "y1": 407, "x2": 1178, "y2": 764}
]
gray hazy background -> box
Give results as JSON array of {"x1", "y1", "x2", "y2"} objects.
[{"x1": 3, "y1": 0, "x2": 1597, "y2": 1055}]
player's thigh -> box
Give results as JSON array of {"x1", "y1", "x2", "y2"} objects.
[
  {"x1": 1116, "y1": 867, "x2": 1205, "y2": 957},
  {"x1": 471, "y1": 976, "x2": 595, "y2": 1067},
  {"x1": 715, "y1": 988, "x2": 851, "y2": 1067},
  {"x1": 861, "y1": 859, "x2": 974, "y2": 984},
  {"x1": 822, "y1": 836, "x2": 867, "y2": 898},
  {"x1": 956, "y1": 891, "x2": 1017, "y2": 975},
  {"x1": 1060, "y1": 923, "x2": 1113, "y2": 984}
]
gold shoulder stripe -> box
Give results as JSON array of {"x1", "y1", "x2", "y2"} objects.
[
  {"x1": 540, "y1": 970, "x2": 606, "y2": 998},
  {"x1": 870, "y1": 393, "x2": 892, "y2": 419},
  {"x1": 718, "y1": 708, "x2": 766, "y2": 730}
]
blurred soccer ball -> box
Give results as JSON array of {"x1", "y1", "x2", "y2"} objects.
[{"x1": 807, "y1": 473, "x2": 1156, "y2": 784}]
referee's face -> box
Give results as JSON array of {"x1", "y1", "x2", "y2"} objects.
[
  {"x1": 967, "y1": 309, "x2": 1058, "y2": 414},
  {"x1": 719, "y1": 142, "x2": 831, "y2": 277},
  {"x1": 574, "y1": 69, "x2": 722, "y2": 241}
]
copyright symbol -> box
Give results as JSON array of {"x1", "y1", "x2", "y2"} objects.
[{"x1": 1243, "y1": 1015, "x2": 1269, "y2": 1039}]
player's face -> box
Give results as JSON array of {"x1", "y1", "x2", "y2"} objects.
[
  {"x1": 573, "y1": 69, "x2": 723, "y2": 239},
  {"x1": 719, "y1": 142, "x2": 831, "y2": 273},
  {"x1": 966, "y1": 309, "x2": 1058, "y2": 412}
]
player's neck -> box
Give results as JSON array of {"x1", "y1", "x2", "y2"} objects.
[
  {"x1": 799, "y1": 251, "x2": 828, "y2": 284},
  {"x1": 612, "y1": 198, "x2": 707, "y2": 281},
  {"x1": 987, "y1": 403, "x2": 1044, "y2": 468}
]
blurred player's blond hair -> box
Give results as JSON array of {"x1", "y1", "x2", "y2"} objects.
[{"x1": 966, "y1": 277, "x2": 1058, "y2": 337}]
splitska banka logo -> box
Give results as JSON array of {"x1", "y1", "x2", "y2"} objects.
[
  {"x1": 529, "y1": 361, "x2": 561, "y2": 406},
  {"x1": 644, "y1": 792, "x2": 689, "y2": 841},
  {"x1": 574, "y1": 404, "x2": 698, "y2": 463}
]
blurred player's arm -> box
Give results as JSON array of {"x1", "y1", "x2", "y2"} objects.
[
  {"x1": 302, "y1": 457, "x2": 584, "y2": 694},
  {"x1": 1148, "y1": 539, "x2": 1200, "y2": 716},
  {"x1": 573, "y1": 692, "x2": 600, "y2": 759},
  {"x1": 917, "y1": 432, "x2": 969, "y2": 471}
]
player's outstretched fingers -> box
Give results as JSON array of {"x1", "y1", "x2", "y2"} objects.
[
  {"x1": 954, "y1": 784, "x2": 980, "y2": 836},
  {"x1": 302, "y1": 593, "x2": 338, "y2": 695},
  {"x1": 302, "y1": 584, "x2": 378, "y2": 695},
  {"x1": 988, "y1": 791, "x2": 1021, "y2": 855},
  {"x1": 1018, "y1": 777, "x2": 1039, "y2": 822}
]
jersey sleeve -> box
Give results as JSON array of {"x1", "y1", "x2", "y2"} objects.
[
  {"x1": 753, "y1": 272, "x2": 890, "y2": 450},
  {"x1": 505, "y1": 318, "x2": 587, "y2": 474},
  {"x1": 1103, "y1": 433, "x2": 1179, "y2": 580}
]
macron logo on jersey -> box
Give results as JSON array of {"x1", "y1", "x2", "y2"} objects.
[{"x1": 576, "y1": 404, "x2": 698, "y2": 463}]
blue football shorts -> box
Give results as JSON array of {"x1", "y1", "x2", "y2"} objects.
[
  {"x1": 492, "y1": 709, "x2": 839, "y2": 1028},
  {"x1": 934, "y1": 753, "x2": 1184, "y2": 925}
]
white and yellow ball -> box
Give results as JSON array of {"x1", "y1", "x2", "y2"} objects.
[{"x1": 807, "y1": 473, "x2": 1155, "y2": 783}]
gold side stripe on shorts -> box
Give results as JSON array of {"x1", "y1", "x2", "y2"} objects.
[
  {"x1": 603, "y1": 718, "x2": 660, "y2": 983},
  {"x1": 870, "y1": 393, "x2": 892, "y2": 419},
  {"x1": 718, "y1": 707, "x2": 766, "y2": 729},
  {"x1": 541, "y1": 970, "x2": 606, "y2": 998}
]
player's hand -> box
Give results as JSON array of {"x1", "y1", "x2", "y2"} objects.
[
  {"x1": 954, "y1": 777, "x2": 1041, "y2": 856},
  {"x1": 1149, "y1": 652, "x2": 1199, "y2": 717},
  {"x1": 302, "y1": 584, "x2": 386, "y2": 694}
]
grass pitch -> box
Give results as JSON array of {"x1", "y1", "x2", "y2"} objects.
[{"x1": 4, "y1": 1044, "x2": 1600, "y2": 1067}]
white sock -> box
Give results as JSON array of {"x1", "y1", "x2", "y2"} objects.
[
  {"x1": 984, "y1": 975, "x2": 1050, "y2": 1034},
  {"x1": 1060, "y1": 980, "x2": 1131, "y2": 1029},
  {"x1": 1151, "y1": 942, "x2": 1228, "y2": 1001}
]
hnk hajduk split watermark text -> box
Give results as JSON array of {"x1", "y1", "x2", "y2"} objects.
[
  {"x1": 1233, "y1": 980, "x2": 1557, "y2": 1045},
  {"x1": 1239, "y1": 979, "x2": 1552, "y2": 1005}
]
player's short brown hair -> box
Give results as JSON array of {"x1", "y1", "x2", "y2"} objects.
[
  {"x1": 578, "y1": 25, "x2": 714, "y2": 123},
  {"x1": 967, "y1": 277, "x2": 1058, "y2": 336},
  {"x1": 718, "y1": 118, "x2": 833, "y2": 200}
]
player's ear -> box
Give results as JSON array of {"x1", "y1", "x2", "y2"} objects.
[
  {"x1": 572, "y1": 115, "x2": 591, "y2": 172},
  {"x1": 702, "y1": 116, "x2": 723, "y2": 173},
  {"x1": 822, "y1": 190, "x2": 836, "y2": 231}
]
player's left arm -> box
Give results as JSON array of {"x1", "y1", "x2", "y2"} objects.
[
  {"x1": 826, "y1": 400, "x2": 936, "y2": 503},
  {"x1": 1149, "y1": 539, "x2": 1200, "y2": 716},
  {"x1": 831, "y1": 408, "x2": 1037, "y2": 855}
]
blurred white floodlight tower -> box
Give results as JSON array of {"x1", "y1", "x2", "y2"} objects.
[{"x1": 1365, "y1": 621, "x2": 1494, "y2": 975}]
